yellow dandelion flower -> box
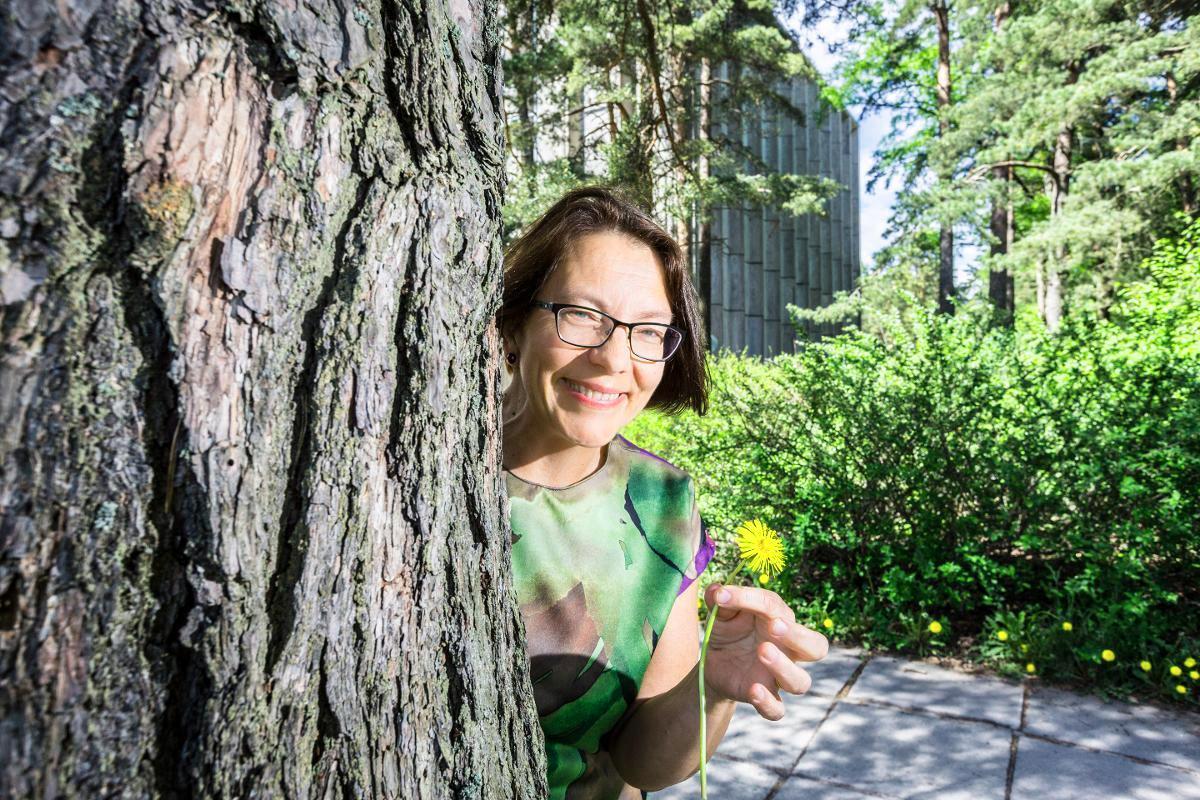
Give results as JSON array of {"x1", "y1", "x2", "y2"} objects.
[
  {"x1": 1170, "y1": 665, "x2": 1183, "y2": 677},
  {"x1": 1102, "y1": 649, "x2": 1116, "y2": 662},
  {"x1": 1177, "y1": 685, "x2": 1188, "y2": 695},
  {"x1": 1026, "y1": 663, "x2": 1036, "y2": 674},
  {"x1": 1140, "y1": 660, "x2": 1152, "y2": 672},
  {"x1": 822, "y1": 618, "x2": 834, "y2": 630},
  {"x1": 1186, "y1": 657, "x2": 1197, "y2": 668},
  {"x1": 758, "y1": 573, "x2": 770, "y2": 585},
  {"x1": 1061, "y1": 621, "x2": 1073, "y2": 632},
  {"x1": 997, "y1": 630, "x2": 1009, "y2": 642},
  {"x1": 1189, "y1": 671, "x2": 1199, "y2": 680},
  {"x1": 928, "y1": 621, "x2": 943, "y2": 634},
  {"x1": 735, "y1": 519, "x2": 785, "y2": 579}
]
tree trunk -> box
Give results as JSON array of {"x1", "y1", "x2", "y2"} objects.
[
  {"x1": 988, "y1": 1, "x2": 1015, "y2": 325},
  {"x1": 0, "y1": 2, "x2": 546, "y2": 799},
  {"x1": 511, "y1": 1, "x2": 539, "y2": 175},
  {"x1": 933, "y1": 0, "x2": 955, "y2": 315},
  {"x1": 698, "y1": 58, "x2": 713, "y2": 349},
  {"x1": 1043, "y1": 63, "x2": 1078, "y2": 332},
  {"x1": 1043, "y1": 136, "x2": 1072, "y2": 331},
  {"x1": 1167, "y1": 71, "x2": 1196, "y2": 215},
  {"x1": 988, "y1": 163, "x2": 1015, "y2": 324}
]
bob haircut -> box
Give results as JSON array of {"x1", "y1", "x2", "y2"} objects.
[{"x1": 498, "y1": 186, "x2": 709, "y2": 417}]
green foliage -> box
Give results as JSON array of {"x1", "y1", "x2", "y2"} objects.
[
  {"x1": 821, "y1": 0, "x2": 1198, "y2": 325},
  {"x1": 626, "y1": 219, "x2": 1200, "y2": 704}
]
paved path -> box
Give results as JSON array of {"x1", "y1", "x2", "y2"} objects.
[{"x1": 649, "y1": 645, "x2": 1200, "y2": 800}]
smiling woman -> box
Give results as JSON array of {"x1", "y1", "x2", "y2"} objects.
[{"x1": 495, "y1": 187, "x2": 828, "y2": 799}]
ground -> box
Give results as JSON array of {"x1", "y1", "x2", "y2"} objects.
[{"x1": 650, "y1": 642, "x2": 1200, "y2": 800}]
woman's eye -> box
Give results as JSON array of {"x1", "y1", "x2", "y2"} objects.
[
  {"x1": 637, "y1": 328, "x2": 665, "y2": 342},
  {"x1": 565, "y1": 310, "x2": 594, "y2": 322}
]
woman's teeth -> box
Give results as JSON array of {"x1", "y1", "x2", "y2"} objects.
[{"x1": 565, "y1": 380, "x2": 622, "y2": 402}]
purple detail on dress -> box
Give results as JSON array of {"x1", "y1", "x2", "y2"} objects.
[
  {"x1": 676, "y1": 526, "x2": 717, "y2": 597},
  {"x1": 614, "y1": 434, "x2": 679, "y2": 471}
]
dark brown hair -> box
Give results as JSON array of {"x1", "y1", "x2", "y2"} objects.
[{"x1": 498, "y1": 186, "x2": 709, "y2": 417}]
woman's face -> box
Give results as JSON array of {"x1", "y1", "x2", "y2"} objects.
[{"x1": 505, "y1": 230, "x2": 674, "y2": 449}]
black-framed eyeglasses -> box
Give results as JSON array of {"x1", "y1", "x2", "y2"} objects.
[{"x1": 531, "y1": 299, "x2": 685, "y2": 362}]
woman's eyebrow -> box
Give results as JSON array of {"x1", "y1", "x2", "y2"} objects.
[{"x1": 564, "y1": 294, "x2": 673, "y2": 321}]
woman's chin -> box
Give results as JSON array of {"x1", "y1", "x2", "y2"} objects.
[{"x1": 559, "y1": 420, "x2": 621, "y2": 447}]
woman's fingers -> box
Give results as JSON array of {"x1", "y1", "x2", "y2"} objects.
[
  {"x1": 706, "y1": 583, "x2": 828, "y2": 662},
  {"x1": 768, "y1": 616, "x2": 829, "y2": 662},
  {"x1": 758, "y1": 641, "x2": 813, "y2": 695},
  {"x1": 707, "y1": 584, "x2": 795, "y2": 624},
  {"x1": 748, "y1": 682, "x2": 786, "y2": 721}
]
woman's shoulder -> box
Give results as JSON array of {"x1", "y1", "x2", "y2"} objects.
[{"x1": 611, "y1": 434, "x2": 693, "y2": 487}]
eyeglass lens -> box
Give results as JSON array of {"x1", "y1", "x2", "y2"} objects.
[{"x1": 557, "y1": 307, "x2": 681, "y2": 361}]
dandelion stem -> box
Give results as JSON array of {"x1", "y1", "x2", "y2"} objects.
[{"x1": 699, "y1": 558, "x2": 749, "y2": 799}]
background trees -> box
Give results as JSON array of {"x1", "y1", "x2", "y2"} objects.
[
  {"x1": 817, "y1": 0, "x2": 1197, "y2": 329},
  {"x1": 0, "y1": 1, "x2": 544, "y2": 796}
]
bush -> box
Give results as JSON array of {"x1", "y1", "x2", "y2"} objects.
[{"x1": 627, "y1": 216, "x2": 1200, "y2": 704}]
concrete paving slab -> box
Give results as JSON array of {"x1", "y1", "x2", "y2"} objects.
[
  {"x1": 774, "y1": 773, "x2": 896, "y2": 799},
  {"x1": 846, "y1": 654, "x2": 1024, "y2": 728},
  {"x1": 805, "y1": 646, "x2": 865, "y2": 697},
  {"x1": 794, "y1": 700, "x2": 1011, "y2": 799},
  {"x1": 716, "y1": 690, "x2": 833, "y2": 772},
  {"x1": 1023, "y1": 684, "x2": 1200, "y2": 772},
  {"x1": 1012, "y1": 736, "x2": 1200, "y2": 800},
  {"x1": 648, "y1": 756, "x2": 778, "y2": 800}
]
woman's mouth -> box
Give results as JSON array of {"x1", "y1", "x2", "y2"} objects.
[{"x1": 562, "y1": 378, "x2": 625, "y2": 408}]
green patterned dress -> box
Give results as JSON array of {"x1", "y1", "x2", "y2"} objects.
[{"x1": 504, "y1": 433, "x2": 715, "y2": 800}]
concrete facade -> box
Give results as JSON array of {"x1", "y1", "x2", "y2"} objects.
[{"x1": 703, "y1": 67, "x2": 861, "y2": 357}]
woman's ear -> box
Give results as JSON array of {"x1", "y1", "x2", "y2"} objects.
[{"x1": 501, "y1": 331, "x2": 519, "y2": 372}]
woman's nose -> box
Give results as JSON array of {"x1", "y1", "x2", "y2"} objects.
[{"x1": 589, "y1": 325, "x2": 633, "y2": 371}]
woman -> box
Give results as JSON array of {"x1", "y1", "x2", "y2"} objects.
[{"x1": 498, "y1": 187, "x2": 828, "y2": 799}]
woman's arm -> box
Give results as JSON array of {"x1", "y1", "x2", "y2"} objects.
[
  {"x1": 606, "y1": 579, "x2": 735, "y2": 792},
  {"x1": 607, "y1": 581, "x2": 828, "y2": 792}
]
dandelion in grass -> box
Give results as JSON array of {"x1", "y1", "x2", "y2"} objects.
[
  {"x1": 1171, "y1": 665, "x2": 1183, "y2": 677},
  {"x1": 1189, "y1": 671, "x2": 1198, "y2": 680},
  {"x1": 1177, "y1": 685, "x2": 1188, "y2": 695},
  {"x1": 1061, "y1": 622, "x2": 1073, "y2": 632},
  {"x1": 1102, "y1": 649, "x2": 1116, "y2": 662},
  {"x1": 735, "y1": 519, "x2": 785, "y2": 579},
  {"x1": 1186, "y1": 657, "x2": 1197, "y2": 668},
  {"x1": 758, "y1": 573, "x2": 770, "y2": 585},
  {"x1": 1026, "y1": 663, "x2": 1036, "y2": 674},
  {"x1": 928, "y1": 621, "x2": 943, "y2": 634},
  {"x1": 997, "y1": 630, "x2": 1009, "y2": 642},
  {"x1": 822, "y1": 618, "x2": 834, "y2": 630},
  {"x1": 1140, "y1": 660, "x2": 1153, "y2": 672}
]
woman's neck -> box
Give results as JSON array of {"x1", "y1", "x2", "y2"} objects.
[{"x1": 502, "y1": 414, "x2": 611, "y2": 489}]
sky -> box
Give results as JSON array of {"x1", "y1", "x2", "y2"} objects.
[{"x1": 784, "y1": 9, "x2": 898, "y2": 272}]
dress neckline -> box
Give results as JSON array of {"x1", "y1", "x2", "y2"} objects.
[{"x1": 503, "y1": 437, "x2": 619, "y2": 491}]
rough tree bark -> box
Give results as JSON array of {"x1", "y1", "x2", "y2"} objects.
[{"x1": 0, "y1": 2, "x2": 546, "y2": 798}]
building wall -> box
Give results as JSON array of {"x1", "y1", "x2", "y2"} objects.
[
  {"x1": 704, "y1": 67, "x2": 860, "y2": 357},
  {"x1": 509, "y1": 54, "x2": 860, "y2": 360}
]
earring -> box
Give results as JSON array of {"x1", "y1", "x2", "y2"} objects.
[{"x1": 506, "y1": 352, "x2": 518, "y2": 365}]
